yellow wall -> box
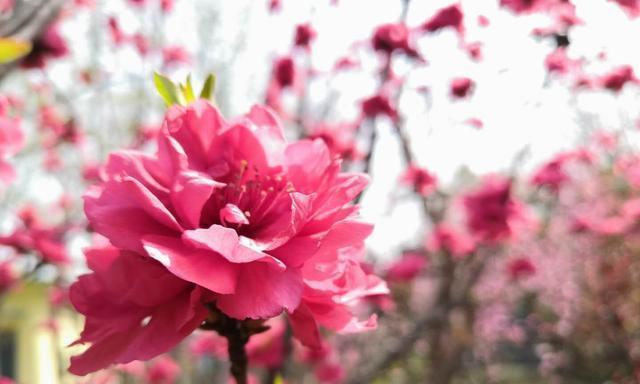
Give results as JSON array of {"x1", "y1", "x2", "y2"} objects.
[{"x1": 0, "y1": 283, "x2": 81, "y2": 384}]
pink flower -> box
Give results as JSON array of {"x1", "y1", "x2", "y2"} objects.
[
  {"x1": 162, "y1": 46, "x2": 190, "y2": 68},
  {"x1": 361, "y1": 93, "x2": 397, "y2": 120},
  {"x1": 68, "y1": 245, "x2": 207, "y2": 376},
  {"x1": 0, "y1": 99, "x2": 23, "y2": 185},
  {"x1": 0, "y1": 0, "x2": 13, "y2": 13},
  {"x1": 463, "y1": 176, "x2": 523, "y2": 243},
  {"x1": 385, "y1": 252, "x2": 427, "y2": 282},
  {"x1": 20, "y1": 23, "x2": 68, "y2": 68},
  {"x1": 611, "y1": 0, "x2": 640, "y2": 18},
  {"x1": 371, "y1": 23, "x2": 419, "y2": 59},
  {"x1": 450, "y1": 77, "x2": 474, "y2": 99},
  {"x1": 307, "y1": 122, "x2": 361, "y2": 161},
  {"x1": 70, "y1": 100, "x2": 384, "y2": 373},
  {"x1": 465, "y1": 42, "x2": 483, "y2": 61},
  {"x1": 422, "y1": 4, "x2": 464, "y2": 35},
  {"x1": 426, "y1": 224, "x2": 475, "y2": 258},
  {"x1": 0, "y1": 206, "x2": 70, "y2": 265},
  {"x1": 294, "y1": 23, "x2": 316, "y2": 48},
  {"x1": 544, "y1": 48, "x2": 581, "y2": 75},
  {"x1": 132, "y1": 33, "x2": 150, "y2": 56},
  {"x1": 160, "y1": 0, "x2": 174, "y2": 13},
  {"x1": 400, "y1": 164, "x2": 437, "y2": 196},
  {"x1": 530, "y1": 155, "x2": 570, "y2": 192},
  {"x1": 465, "y1": 117, "x2": 484, "y2": 129},
  {"x1": 599, "y1": 65, "x2": 638, "y2": 92},
  {"x1": 499, "y1": 0, "x2": 557, "y2": 14},
  {"x1": 146, "y1": 356, "x2": 180, "y2": 384},
  {"x1": 506, "y1": 257, "x2": 536, "y2": 281},
  {"x1": 268, "y1": 0, "x2": 281, "y2": 12},
  {"x1": 273, "y1": 56, "x2": 296, "y2": 88},
  {"x1": 107, "y1": 17, "x2": 126, "y2": 46}
]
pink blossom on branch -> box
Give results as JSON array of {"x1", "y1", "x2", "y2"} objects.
[
  {"x1": 371, "y1": 23, "x2": 420, "y2": 59},
  {"x1": 20, "y1": 23, "x2": 69, "y2": 69},
  {"x1": 421, "y1": 3, "x2": 464, "y2": 35},
  {"x1": 69, "y1": 100, "x2": 386, "y2": 374},
  {"x1": 611, "y1": 0, "x2": 640, "y2": 18},
  {"x1": 463, "y1": 176, "x2": 527, "y2": 243},
  {"x1": 400, "y1": 164, "x2": 437, "y2": 196}
]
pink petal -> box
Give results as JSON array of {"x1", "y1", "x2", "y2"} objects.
[
  {"x1": 289, "y1": 303, "x2": 322, "y2": 349},
  {"x1": 182, "y1": 224, "x2": 283, "y2": 268},
  {"x1": 171, "y1": 170, "x2": 224, "y2": 229},
  {"x1": 220, "y1": 203, "x2": 249, "y2": 225},
  {"x1": 216, "y1": 262, "x2": 303, "y2": 319},
  {"x1": 142, "y1": 235, "x2": 239, "y2": 294}
]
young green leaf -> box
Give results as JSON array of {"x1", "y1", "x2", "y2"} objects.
[
  {"x1": 0, "y1": 38, "x2": 32, "y2": 65},
  {"x1": 153, "y1": 71, "x2": 184, "y2": 106},
  {"x1": 180, "y1": 75, "x2": 196, "y2": 103},
  {"x1": 199, "y1": 73, "x2": 216, "y2": 100}
]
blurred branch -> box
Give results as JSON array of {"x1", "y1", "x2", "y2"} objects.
[{"x1": 0, "y1": 0, "x2": 66, "y2": 80}]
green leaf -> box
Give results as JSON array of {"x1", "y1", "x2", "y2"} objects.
[
  {"x1": 153, "y1": 71, "x2": 184, "y2": 107},
  {"x1": 199, "y1": 73, "x2": 216, "y2": 100},
  {"x1": 0, "y1": 38, "x2": 32, "y2": 64},
  {"x1": 180, "y1": 75, "x2": 196, "y2": 103}
]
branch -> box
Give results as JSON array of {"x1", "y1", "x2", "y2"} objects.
[{"x1": 0, "y1": 0, "x2": 67, "y2": 80}]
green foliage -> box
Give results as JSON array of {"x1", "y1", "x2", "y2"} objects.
[
  {"x1": 153, "y1": 72, "x2": 216, "y2": 107},
  {"x1": 0, "y1": 38, "x2": 32, "y2": 64}
]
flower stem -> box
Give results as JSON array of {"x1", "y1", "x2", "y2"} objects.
[
  {"x1": 225, "y1": 319, "x2": 249, "y2": 384},
  {"x1": 200, "y1": 305, "x2": 270, "y2": 384}
]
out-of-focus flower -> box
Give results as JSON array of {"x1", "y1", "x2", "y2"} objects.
[
  {"x1": 145, "y1": 356, "x2": 180, "y2": 384},
  {"x1": 599, "y1": 65, "x2": 638, "y2": 92},
  {"x1": 465, "y1": 118, "x2": 483, "y2": 129},
  {"x1": 499, "y1": 0, "x2": 557, "y2": 14},
  {"x1": 372, "y1": 23, "x2": 420, "y2": 59},
  {"x1": 21, "y1": 23, "x2": 68, "y2": 68},
  {"x1": 506, "y1": 257, "x2": 536, "y2": 281},
  {"x1": 0, "y1": 206, "x2": 70, "y2": 265},
  {"x1": 162, "y1": 46, "x2": 190, "y2": 68},
  {"x1": 273, "y1": 56, "x2": 296, "y2": 88},
  {"x1": 465, "y1": 42, "x2": 483, "y2": 61},
  {"x1": 450, "y1": 77, "x2": 474, "y2": 99},
  {"x1": 422, "y1": 4, "x2": 464, "y2": 35},
  {"x1": 294, "y1": 23, "x2": 316, "y2": 49},
  {"x1": 69, "y1": 100, "x2": 385, "y2": 374},
  {"x1": 544, "y1": 48, "x2": 581, "y2": 75},
  {"x1": 0, "y1": 0, "x2": 13, "y2": 13},
  {"x1": 400, "y1": 164, "x2": 437, "y2": 196},
  {"x1": 530, "y1": 154, "x2": 570, "y2": 192},
  {"x1": 361, "y1": 93, "x2": 397, "y2": 120},
  {"x1": 385, "y1": 252, "x2": 427, "y2": 282},
  {"x1": 132, "y1": 33, "x2": 150, "y2": 56},
  {"x1": 107, "y1": 17, "x2": 126, "y2": 46},
  {"x1": 268, "y1": 0, "x2": 281, "y2": 12},
  {"x1": 160, "y1": 0, "x2": 174, "y2": 13},
  {"x1": 307, "y1": 122, "x2": 361, "y2": 161},
  {"x1": 463, "y1": 176, "x2": 524, "y2": 242},
  {"x1": 426, "y1": 224, "x2": 475, "y2": 258},
  {"x1": 611, "y1": 0, "x2": 640, "y2": 18}
]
